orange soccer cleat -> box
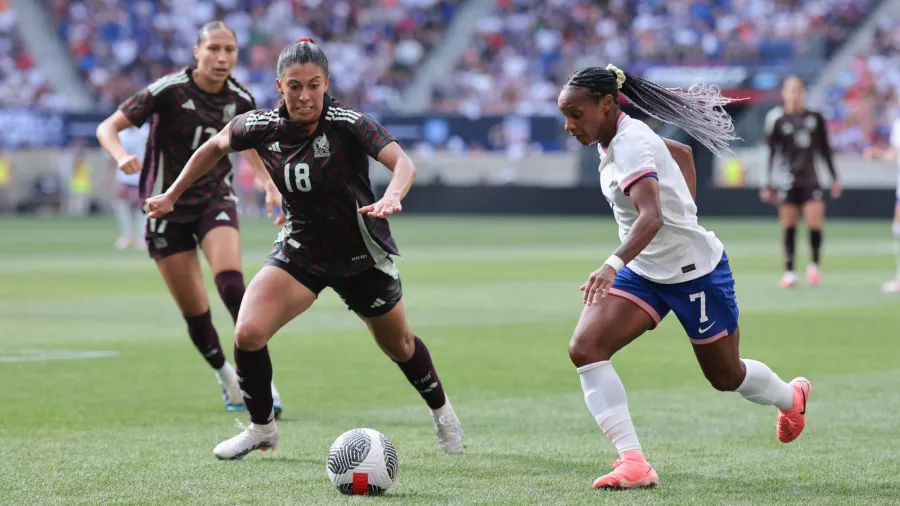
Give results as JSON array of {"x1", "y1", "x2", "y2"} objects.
[
  {"x1": 592, "y1": 451, "x2": 659, "y2": 490},
  {"x1": 777, "y1": 377, "x2": 811, "y2": 443}
]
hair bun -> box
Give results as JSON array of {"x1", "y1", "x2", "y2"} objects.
[{"x1": 296, "y1": 37, "x2": 315, "y2": 44}]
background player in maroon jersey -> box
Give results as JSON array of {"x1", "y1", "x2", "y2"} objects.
[
  {"x1": 96, "y1": 21, "x2": 285, "y2": 415},
  {"x1": 146, "y1": 37, "x2": 464, "y2": 461},
  {"x1": 762, "y1": 76, "x2": 841, "y2": 288}
]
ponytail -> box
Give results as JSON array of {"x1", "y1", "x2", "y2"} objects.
[{"x1": 564, "y1": 65, "x2": 742, "y2": 157}]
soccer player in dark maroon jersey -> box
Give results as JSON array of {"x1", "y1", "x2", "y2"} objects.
[
  {"x1": 762, "y1": 76, "x2": 841, "y2": 288},
  {"x1": 96, "y1": 21, "x2": 285, "y2": 415},
  {"x1": 146, "y1": 37, "x2": 464, "y2": 460}
]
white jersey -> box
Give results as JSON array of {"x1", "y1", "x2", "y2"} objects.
[
  {"x1": 599, "y1": 113, "x2": 724, "y2": 284},
  {"x1": 890, "y1": 119, "x2": 900, "y2": 198},
  {"x1": 116, "y1": 125, "x2": 148, "y2": 186}
]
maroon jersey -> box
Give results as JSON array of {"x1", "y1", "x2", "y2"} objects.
[
  {"x1": 119, "y1": 67, "x2": 256, "y2": 222},
  {"x1": 229, "y1": 96, "x2": 399, "y2": 277},
  {"x1": 766, "y1": 110, "x2": 837, "y2": 189}
]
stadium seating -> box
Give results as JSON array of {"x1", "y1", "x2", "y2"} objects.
[
  {"x1": 821, "y1": 20, "x2": 900, "y2": 153},
  {"x1": 45, "y1": 0, "x2": 462, "y2": 111},
  {"x1": 433, "y1": 0, "x2": 875, "y2": 117},
  {"x1": 0, "y1": 4, "x2": 64, "y2": 109}
]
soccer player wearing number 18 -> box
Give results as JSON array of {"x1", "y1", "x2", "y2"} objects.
[
  {"x1": 96, "y1": 21, "x2": 283, "y2": 415},
  {"x1": 146, "y1": 38, "x2": 463, "y2": 460},
  {"x1": 557, "y1": 65, "x2": 811, "y2": 489}
]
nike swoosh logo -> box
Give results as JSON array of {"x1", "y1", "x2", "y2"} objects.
[
  {"x1": 698, "y1": 321, "x2": 716, "y2": 334},
  {"x1": 799, "y1": 386, "x2": 807, "y2": 415}
]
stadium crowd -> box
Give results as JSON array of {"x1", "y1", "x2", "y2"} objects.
[
  {"x1": 822, "y1": 19, "x2": 900, "y2": 153},
  {"x1": 46, "y1": 0, "x2": 461, "y2": 110}
]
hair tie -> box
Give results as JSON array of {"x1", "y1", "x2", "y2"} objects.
[
  {"x1": 605, "y1": 64, "x2": 626, "y2": 89},
  {"x1": 297, "y1": 37, "x2": 315, "y2": 44}
]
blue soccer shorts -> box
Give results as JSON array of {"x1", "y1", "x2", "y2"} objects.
[{"x1": 609, "y1": 252, "x2": 739, "y2": 345}]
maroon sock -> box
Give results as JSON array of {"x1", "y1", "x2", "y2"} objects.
[
  {"x1": 234, "y1": 345, "x2": 274, "y2": 425},
  {"x1": 184, "y1": 311, "x2": 225, "y2": 369},
  {"x1": 783, "y1": 226, "x2": 796, "y2": 272},
  {"x1": 810, "y1": 229, "x2": 822, "y2": 265},
  {"x1": 395, "y1": 337, "x2": 446, "y2": 410},
  {"x1": 214, "y1": 270, "x2": 245, "y2": 323}
]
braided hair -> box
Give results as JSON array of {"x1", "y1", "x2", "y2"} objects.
[
  {"x1": 564, "y1": 65, "x2": 741, "y2": 157},
  {"x1": 277, "y1": 37, "x2": 329, "y2": 78}
]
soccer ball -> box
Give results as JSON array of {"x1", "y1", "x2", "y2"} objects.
[{"x1": 326, "y1": 428, "x2": 398, "y2": 495}]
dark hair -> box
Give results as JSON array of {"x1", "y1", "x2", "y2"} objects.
[
  {"x1": 276, "y1": 37, "x2": 329, "y2": 78},
  {"x1": 196, "y1": 21, "x2": 236, "y2": 46},
  {"x1": 564, "y1": 65, "x2": 741, "y2": 157}
]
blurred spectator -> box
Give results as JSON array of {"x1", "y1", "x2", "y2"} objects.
[
  {"x1": 47, "y1": 0, "x2": 462, "y2": 111},
  {"x1": 0, "y1": 2, "x2": 64, "y2": 108},
  {"x1": 822, "y1": 20, "x2": 900, "y2": 153},
  {"x1": 434, "y1": 0, "x2": 874, "y2": 116}
]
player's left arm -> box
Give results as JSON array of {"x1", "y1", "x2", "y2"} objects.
[
  {"x1": 351, "y1": 113, "x2": 415, "y2": 218},
  {"x1": 814, "y1": 112, "x2": 841, "y2": 198},
  {"x1": 663, "y1": 138, "x2": 695, "y2": 201}
]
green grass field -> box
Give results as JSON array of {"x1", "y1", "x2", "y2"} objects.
[{"x1": 1, "y1": 215, "x2": 899, "y2": 505}]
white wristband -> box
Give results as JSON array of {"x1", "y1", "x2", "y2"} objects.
[{"x1": 603, "y1": 254, "x2": 625, "y2": 272}]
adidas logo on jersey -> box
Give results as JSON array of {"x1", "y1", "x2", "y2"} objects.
[
  {"x1": 313, "y1": 134, "x2": 330, "y2": 158},
  {"x1": 215, "y1": 211, "x2": 231, "y2": 221},
  {"x1": 268, "y1": 142, "x2": 281, "y2": 152},
  {"x1": 182, "y1": 99, "x2": 196, "y2": 110}
]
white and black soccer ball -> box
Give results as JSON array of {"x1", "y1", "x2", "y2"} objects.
[{"x1": 326, "y1": 428, "x2": 398, "y2": 496}]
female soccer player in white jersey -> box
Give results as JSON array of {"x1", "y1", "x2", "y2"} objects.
[{"x1": 557, "y1": 65, "x2": 811, "y2": 490}]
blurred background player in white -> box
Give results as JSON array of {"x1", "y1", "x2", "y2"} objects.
[
  {"x1": 762, "y1": 77, "x2": 841, "y2": 288},
  {"x1": 114, "y1": 124, "x2": 148, "y2": 250},
  {"x1": 558, "y1": 65, "x2": 811, "y2": 490},
  {"x1": 864, "y1": 118, "x2": 900, "y2": 293}
]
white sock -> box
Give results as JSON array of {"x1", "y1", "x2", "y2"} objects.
[
  {"x1": 577, "y1": 361, "x2": 643, "y2": 457},
  {"x1": 893, "y1": 222, "x2": 900, "y2": 279},
  {"x1": 114, "y1": 199, "x2": 132, "y2": 236},
  {"x1": 735, "y1": 359, "x2": 794, "y2": 410},
  {"x1": 215, "y1": 362, "x2": 238, "y2": 386}
]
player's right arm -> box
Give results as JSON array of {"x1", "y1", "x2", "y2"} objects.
[
  {"x1": 96, "y1": 111, "x2": 141, "y2": 175},
  {"x1": 97, "y1": 83, "x2": 165, "y2": 175}
]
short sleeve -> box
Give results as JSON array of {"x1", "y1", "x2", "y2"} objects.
[
  {"x1": 610, "y1": 134, "x2": 659, "y2": 195},
  {"x1": 228, "y1": 110, "x2": 276, "y2": 152},
  {"x1": 118, "y1": 87, "x2": 158, "y2": 128},
  {"x1": 337, "y1": 110, "x2": 397, "y2": 159}
]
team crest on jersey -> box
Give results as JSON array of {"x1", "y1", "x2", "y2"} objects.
[
  {"x1": 313, "y1": 134, "x2": 330, "y2": 158},
  {"x1": 222, "y1": 103, "x2": 236, "y2": 122}
]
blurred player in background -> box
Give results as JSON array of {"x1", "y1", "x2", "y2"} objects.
[
  {"x1": 863, "y1": 119, "x2": 900, "y2": 292},
  {"x1": 96, "y1": 21, "x2": 284, "y2": 414},
  {"x1": 114, "y1": 124, "x2": 148, "y2": 250},
  {"x1": 146, "y1": 37, "x2": 464, "y2": 461},
  {"x1": 762, "y1": 76, "x2": 841, "y2": 288},
  {"x1": 558, "y1": 65, "x2": 811, "y2": 490}
]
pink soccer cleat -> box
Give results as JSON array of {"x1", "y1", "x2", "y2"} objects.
[
  {"x1": 777, "y1": 377, "x2": 811, "y2": 443},
  {"x1": 780, "y1": 271, "x2": 797, "y2": 288},
  {"x1": 592, "y1": 451, "x2": 659, "y2": 490},
  {"x1": 806, "y1": 264, "x2": 820, "y2": 287}
]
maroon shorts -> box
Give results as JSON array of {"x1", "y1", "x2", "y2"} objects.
[
  {"x1": 779, "y1": 186, "x2": 823, "y2": 206},
  {"x1": 145, "y1": 207, "x2": 239, "y2": 260}
]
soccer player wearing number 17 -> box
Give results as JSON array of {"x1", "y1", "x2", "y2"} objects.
[
  {"x1": 96, "y1": 21, "x2": 283, "y2": 416},
  {"x1": 557, "y1": 64, "x2": 811, "y2": 490},
  {"x1": 146, "y1": 37, "x2": 463, "y2": 460}
]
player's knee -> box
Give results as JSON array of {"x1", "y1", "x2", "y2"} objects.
[
  {"x1": 705, "y1": 368, "x2": 744, "y2": 392},
  {"x1": 378, "y1": 329, "x2": 415, "y2": 362},
  {"x1": 214, "y1": 270, "x2": 245, "y2": 304},
  {"x1": 234, "y1": 320, "x2": 269, "y2": 351},
  {"x1": 568, "y1": 334, "x2": 609, "y2": 368}
]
